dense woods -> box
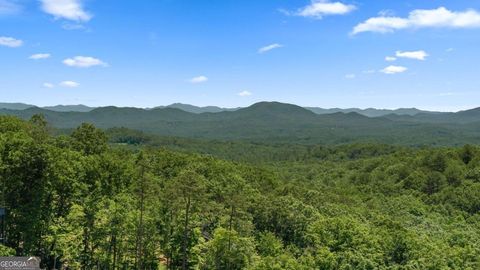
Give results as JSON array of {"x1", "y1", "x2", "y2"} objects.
[
  {"x1": 1, "y1": 115, "x2": 480, "y2": 269},
  {"x1": 3, "y1": 102, "x2": 480, "y2": 146}
]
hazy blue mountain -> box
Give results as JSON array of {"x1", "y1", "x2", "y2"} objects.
[
  {"x1": 152, "y1": 103, "x2": 240, "y2": 114},
  {"x1": 1, "y1": 101, "x2": 479, "y2": 145},
  {"x1": 305, "y1": 107, "x2": 441, "y2": 117},
  {"x1": 159, "y1": 104, "x2": 439, "y2": 117},
  {"x1": 380, "y1": 107, "x2": 480, "y2": 124},
  {"x1": 0, "y1": 102, "x2": 34, "y2": 110},
  {"x1": 0, "y1": 103, "x2": 95, "y2": 112},
  {"x1": 42, "y1": 104, "x2": 95, "y2": 112},
  {"x1": 43, "y1": 105, "x2": 95, "y2": 112},
  {"x1": 0, "y1": 102, "x2": 449, "y2": 118}
]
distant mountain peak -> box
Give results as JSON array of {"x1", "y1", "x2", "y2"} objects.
[
  {"x1": 238, "y1": 102, "x2": 317, "y2": 119},
  {"x1": 43, "y1": 104, "x2": 95, "y2": 112}
]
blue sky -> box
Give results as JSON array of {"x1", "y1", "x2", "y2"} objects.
[{"x1": 1, "y1": 0, "x2": 480, "y2": 111}]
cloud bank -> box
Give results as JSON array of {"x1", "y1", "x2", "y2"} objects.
[{"x1": 353, "y1": 7, "x2": 480, "y2": 34}]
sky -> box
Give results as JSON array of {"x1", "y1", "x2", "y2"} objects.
[{"x1": 1, "y1": 0, "x2": 480, "y2": 111}]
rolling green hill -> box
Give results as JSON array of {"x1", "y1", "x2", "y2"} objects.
[
  {"x1": 0, "y1": 102, "x2": 35, "y2": 110},
  {"x1": 43, "y1": 104, "x2": 95, "y2": 112},
  {"x1": 153, "y1": 103, "x2": 240, "y2": 113},
  {"x1": 1, "y1": 101, "x2": 479, "y2": 145},
  {"x1": 0, "y1": 102, "x2": 447, "y2": 117}
]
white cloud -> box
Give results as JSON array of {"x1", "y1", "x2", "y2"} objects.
[
  {"x1": 30, "y1": 53, "x2": 51, "y2": 60},
  {"x1": 352, "y1": 7, "x2": 480, "y2": 34},
  {"x1": 238, "y1": 91, "x2": 252, "y2": 97},
  {"x1": 378, "y1": 9, "x2": 395, "y2": 17},
  {"x1": 258, "y1": 43, "x2": 283, "y2": 54},
  {"x1": 381, "y1": 65, "x2": 408, "y2": 74},
  {"x1": 396, "y1": 50, "x2": 428, "y2": 60},
  {"x1": 62, "y1": 23, "x2": 86, "y2": 30},
  {"x1": 363, "y1": 69, "x2": 376, "y2": 74},
  {"x1": 43, "y1": 82, "x2": 55, "y2": 88},
  {"x1": 189, "y1": 76, "x2": 208, "y2": 84},
  {"x1": 345, "y1": 74, "x2": 356, "y2": 79},
  {"x1": 60, "y1": 81, "x2": 80, "y2": 88},
  {"x1": 63, "y1": 56, "x2": 107, "y2": 68},
  {"x1": 353, "y1": 17, "x2": 410, "y2": 34},
  {"x1": 0, "y1": 0, "x2": 21, "y2": 15},
  {"x1": 295, "y1": 0, "x2": 356, "y2": 19},
  {"x1": 40, "y1": 0, "x2": 92, "y2": 22},
  {"x1": 0, "y1": 36, "x2": 22, "y2": 47},
  {"x1": 385, "y1": 56, "x2": 397, "y2": 62}
]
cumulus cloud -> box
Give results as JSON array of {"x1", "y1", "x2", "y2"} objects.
[
  {"x1": 43, "y1": 82, "x2": 55, "y2": 88},
  {"x1": 59, "y1": 81, "x2": 80, "y2": 88},
  {"x1": 30, "y1": 53, "x2": 51, "y2": 60},
  {"x1": 238, "y1": 91, "x2": 252, "y2": 97},
  {"x1": 189, "y1": 76, "x2": 208, "y2": 84},
  {"x1": 381, "y1": 65, "x2": 408, "y2": 74},
  {"x1": 40, "y1": 0, "x2": 92, "y2": 22},
  {"x1": 292, "y1": 0, "x2": 356, "y2": 19},
  {"x1": 345, "y1": 74, "x2": 356, "y2": 79},
  {"x1": 0, "y1": 0, "x2": 21, "y2": 15},
  {"x1": 258, "y1": 43, "x2": 283, "y2": 54},
  {"x1": 0, "y1": 36, "x2": 23, "y2": 47},
  {"x1": 63, "y1": 56, "x2": 107, "y2": 68},
  {"x1": 352, "y1": 7, "x2": 480, "y2": 34},
  {"x1": 396, "y1": 50, "x2": 428, "y2": 60},
  {"x1": 385, "y1": 56, "x2": 397, "y2": 62}
]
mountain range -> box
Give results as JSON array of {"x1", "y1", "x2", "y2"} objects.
[
  {"x1": 0, "y1": 103, "x2": 95, "y2": 112},
  {"x1": 0, "y1": 102, "x2": 442, "y2": 117},
  {"x1": 1, "y1": 101, "x2": 479, "y2": 146}
]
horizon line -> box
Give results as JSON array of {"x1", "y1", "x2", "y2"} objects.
[{"x1": 0, "y1": 101, "x2": 476, "y2": 113}]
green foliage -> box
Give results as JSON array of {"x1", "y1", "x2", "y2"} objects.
[
  {"x1": 71, "y1": 123, "x2": 108, "y2": 155},
  {"x1": 3, "y1": 102, "x2": 480, "y2": 146},
  {"x1": 0, "y1": 245, "x2": 15, "y2": 256},
  {"x1": 199, "y1": 228, "x2": 256, "y2": 270},
  {"x1": 1, "y1": 115, "x2": 480, "y2": 269}
]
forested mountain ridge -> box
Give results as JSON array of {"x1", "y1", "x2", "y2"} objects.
[
  {"x1": 0, "y1": 102, "x2": 448, "y2": 116},
  {"x1": 385, "y1": 107, "x2": 480, "y2": 124},
  {"x1": 0, "y1": 103, "x2": 95, "y2": 112},
  {"x1": 0, "y1": 102, "x2": 35, "y2": 110},
  {"x1": 152, "y1": 103, "x2": 241, "y2": 113},
  {"x1": 43, "y1": 104, "x2": 95, "y2": 112},
  {"x1": 1, "y1": 101, "x2": 480, "y2": 145},
  {"x1": 1, "y1": 115, "x2": 480, "y2": 269},
  {"x1": 304, "y1": 107, "x2": 438, "y2": 117}
]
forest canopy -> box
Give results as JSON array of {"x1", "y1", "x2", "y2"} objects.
[{"x1": 1, "y1": 115, "x2": 480, "y2": 269}]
